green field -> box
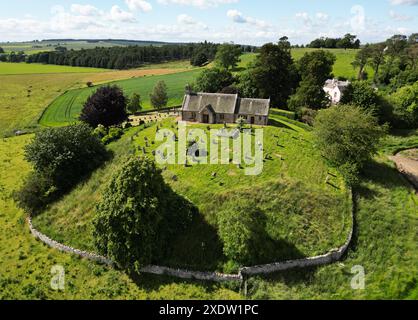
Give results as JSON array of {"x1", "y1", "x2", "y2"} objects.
[
  {"x1": 0, "y1": 62, "x2": 108, "y2": 75},
  {"x1": 238, "y1": 49, "x2": 372, "y2": 80},
  {"x1": 39, "y1": 69, "x2": 202, "y2": 127}
]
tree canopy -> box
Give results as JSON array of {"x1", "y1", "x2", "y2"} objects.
[
  {"x1": 215, "y1": 43, "x2": 242, "y2": 69},
  {"x1": 195, "y1": 68, "x2": 235, "y2": 93},
  {"x1": 314, "y1": 105, "x2": 385, "y2": 185},
  {"x1": 150, "y1": 81, "x2": 168, "y2": 109},
  {"x1": 80, "y1": 85, "x2": 128, "y2": 128},
  {"x1": 93, "y1": 156, "x2": 196, "y2": 272}
]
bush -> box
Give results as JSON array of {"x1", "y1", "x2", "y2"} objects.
[
  {"x1": 80, "y1": 85, "x2": 127, "y2": 128},
  {"x1": 24, "y1": 123, "x2": 108, "y2": 192},
  {"x1": 314, "y1": 105, "x2": 386, "y2": 185},
  {"x1": 101, "y1": 127, "x2": 124, "y2": 145},
  {"x1": 93, "y1": 156, "x2": 196, "y2": 272},
  {"x1": 389, "y1": 82, "x2": 418, "y2": 128}
]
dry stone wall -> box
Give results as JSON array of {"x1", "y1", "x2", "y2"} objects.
[{"x1": 27, "y1": 191, "x2": 354, "y2": 282}]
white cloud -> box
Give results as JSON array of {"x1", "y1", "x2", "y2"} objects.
[
  {"x1": 125, "y1": 0, "x2": 153, "y2": 12},
  {"x1": 70, "y1": 4, "x2": 101, "y2": 16},
  {"x1": 158, "y1": 0, "x2": 239, "y2": 9},
  {"x1": 227, "y1": 9, "x2": 270, "y2": 29},
  {"x1": 390, "y1": 0, "x2": 418, "y2": 5},
  {"x1": 389, "y1": 10, "x2": 413, "y2": 21},
  {"x1": 177, "y1": 14, "x2": 197, "y2": 24},
  {"x1": 108, "y1": 5, "x2": 137, "y2": 23}
]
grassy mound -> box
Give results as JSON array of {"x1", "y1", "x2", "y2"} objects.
[{"x1": 33, "y1": 116, "x2": 351, "y2": 272}]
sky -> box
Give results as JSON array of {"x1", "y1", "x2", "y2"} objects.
[{"x1": 0, "y1": 0, "x2": 417, "y2": 45}]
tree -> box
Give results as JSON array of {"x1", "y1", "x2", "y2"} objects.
[
  {"x1": 24, "y1": 123, "x2": 108, "y2": 190},
  {"x1": 390, "y1": 82, "x2": 418, "y2": 128},
  {"x1": 406, "y1": 44, "x2": 418, "y2": 70},
  {"x1": 191, "y1": 51, "x2": 208, "y2": 67},
  {"x1": 0, "y1": 47, "x2": 4, "y2": 54},
  {"x1": 80, "y1": 85, "x2": 127, "y2": 128},
  {"x1": 298, "y1": 50, "x2": 336, "y2": 84},
  {"x1": 288, "y1": 50, "x2": 336, "y2": 111},
  {"x1": 150, "y1": 81, "x2": 168, "y2": 110},
  {"x1": 337, "y1": 34, "x2": 358, "y2": 50},
  {"x1": 314, "y1": 105, "x2": 385, "y2": 185},
  {"x1": 93, "y1": 156, "x2": 195, "y2": 272},
  {"x1": 215, "y1": 43, "x2": 242, "y2": 69},
  {"x1": 352, "y1": 45, "x2": 371, "y2": 80},
  {"x1": 127, "y1": 93, "x2": 142, "y2": 114},
  {"x1": 368, "y1": 43, "x2": 386, "y2": 83},
  {"x1": 238, "y1": 39, "x2": 298, "y2": 107},
  {"x1": 195, "y1": 68, "x2": 235, "y2": 93},
  {"x1": 341, "y1": 81, "x2": 380, "y2": 113}
]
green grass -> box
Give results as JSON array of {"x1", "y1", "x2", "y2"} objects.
[
  {"x1": 236, "y1": 49, "x2": 372, "y2": 80},
  {"x1": 33, "y1": 116, "x2": 351, "y2": 272},
  {"x1": 39, "y1": 69, "x2": 202, "y2": 127},
  {"x1": 0, "y1": 134, "x2": 241, "y2": 299},
  {"x1": 0, "y1": 62, "x2": 108, "y2": 75}
]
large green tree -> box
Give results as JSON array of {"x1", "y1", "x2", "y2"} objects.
[
  {"x1": 215, "y1": 43, "x2": 242, "y2": 69},
  {"x1": 238, "y1": 38, "x2": 298, "y2": 107},
  {"x1": 93, "y1": 156, "x2": 196, "y2": 272},
  {"x1": 80, "y1": 85, "x2": 127, "y2": 128},
  {"x1": 127, "y1": 93, "x2": 142, "y2": 114},
  {"x1": 195, "y1": 68, "x2": 235, "y2": 93},
  {"x1": 288, "y1": 50, "x2": 336, "y2": 111},
  {"x1": 314, "y1": 105, "x2": 385, "y2": 185},
  {"x1": 390, "y1": 81, "x2": 418, "y2": 128}
]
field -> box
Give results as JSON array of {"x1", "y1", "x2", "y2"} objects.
[
  {"x1": 0, "y1": 62, "x2": 108, "y2": 75},
  {"x1": 0, "y1": 61, "x2": 194, "y2": 137},
  {"x1": 238, "y1": 48, "x2": 372, "y2": 80},
  {"x1": 39, "y1": 69, "x2": 202, "y2": 127},
  {"x1": 0, "y1": 40, "x2": 167, "y2": 54}
]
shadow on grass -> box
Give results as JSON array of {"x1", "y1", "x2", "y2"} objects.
[
  {"x1": 268, "y1": 119, "x2": 297, "y2": 132},
  {"x1": 362, "y1": 159, "x2": 411, "y2": 190}
]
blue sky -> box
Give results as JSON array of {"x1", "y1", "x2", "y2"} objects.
[{"x1": 0, "y1": 0, "x2": 417, "y2": 44}]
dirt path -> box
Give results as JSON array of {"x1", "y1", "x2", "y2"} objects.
[{"x1": 389, "y1": 149, "x2": 418, "y2": 191}]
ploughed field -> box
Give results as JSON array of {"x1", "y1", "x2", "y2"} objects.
[{"x1": 33, "y1": 114, "x2": 352, "y2": 272}]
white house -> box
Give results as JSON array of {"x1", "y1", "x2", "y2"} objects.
[{"x1": 323, "y1": 79, "x2": 350, "y2": 104}]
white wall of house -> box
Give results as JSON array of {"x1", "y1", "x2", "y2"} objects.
[{"x1": 324, "y1": 86, "x2": 342, "y2": 104}]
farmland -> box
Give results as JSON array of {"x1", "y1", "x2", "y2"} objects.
[
  {"x1": 0, "y1": 62, "x2": 108, "y2": 75},
  {"x1": 39, "y1": 69, "x2": 202, "y2": 127},
  {"x1": 39, "y1": 49, "x2": 364, "y2": 127},
  {"x1": 0, "y1": 61, "x2": 194, "y2": 137}
]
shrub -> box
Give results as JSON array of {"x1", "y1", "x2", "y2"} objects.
[
  {"x1": 389, "y1": 82, "x2": 418, "y2": 128},
  {"x1": 150, "y1": 81, "x2": 168, "y2": 110},
  {"x1": 24, "y1": 123, "x2": 108, "y2": 192},
  {"x1": 101, "y1": 127, "x2": 124, "y2": 145},
  {"x1": 314, "y1": 105, "x2": 386, "y2": 185},
  {"x1": 93, "y1": 156, "x2": 196, "y2": 272},
  {"x1": 80, "y1": 85, "x2": 127, "y2": 128}
]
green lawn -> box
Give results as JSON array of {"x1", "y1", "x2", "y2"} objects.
[
  {"x1": 39, "y1": 69, "x2": 202, "y2": 127},
  {"x1": 33, "y1": 115, "x2": 351, "y2": 272},
  {"x1": 0, "y1": 62, "x2": 108, "y2": 75}
]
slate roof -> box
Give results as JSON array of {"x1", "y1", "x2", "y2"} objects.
[
  {"x1": 182, "y1": 93, "x2": 270, "y2": 116},
  {"x1": 324, "y1": 79, "x2": 350, "y2": 91}
]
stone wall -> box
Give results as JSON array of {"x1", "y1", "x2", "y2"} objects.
[{"x1": 27, "y1": 191, "x2": 354, "y2": 282}]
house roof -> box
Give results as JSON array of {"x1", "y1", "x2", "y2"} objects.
[
  {"x1": 182, "y1": 92, "x2": 270, "y2": 116},
  {"x1": 182, "y1": 93, "x2": 238, "y2": 114},
  {"x1": 324, "y1": 79, "x2": 350, "y2": 91},
  {"x1": 238, "y1": 98, "x2": 270, "y2": 116}
]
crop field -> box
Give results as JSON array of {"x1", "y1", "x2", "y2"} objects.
[
  {"x1": 0, "y1": 62, "x2": 108, "y2": 75},
  {"x1": 39, "y1": 69, "x2": 202, "y2": 127},
  {"x1": 33, "y1": 114, "x2": 351, "y2": 272}
]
